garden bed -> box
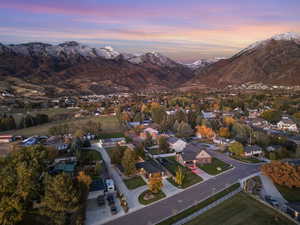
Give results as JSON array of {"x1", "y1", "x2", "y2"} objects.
[{"x1": 138, "y1": 190, "x2": 166, "y2": 205}]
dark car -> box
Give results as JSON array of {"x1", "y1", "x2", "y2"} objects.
[
  {"x1": 110, "y1": 204, "x2": 118, "y2": 215},
  {"x1": 107, "y1": 194, "x2": 115, "y2": 206},
  {"x1": 97, "y1": 195, "x2": 105, "y2": 206}
]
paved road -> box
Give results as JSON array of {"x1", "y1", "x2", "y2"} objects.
[{"x1": 103, "y1": 150, "x2": 262, "y2": 225}]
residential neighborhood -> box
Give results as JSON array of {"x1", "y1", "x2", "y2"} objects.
[{"x1": 1, "y1": 90, "x2": 300, "y2": 225}]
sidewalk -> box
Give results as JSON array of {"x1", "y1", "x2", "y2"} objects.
[{"x1": 260, "y1": 174, "x2": 287, "y2": 204}]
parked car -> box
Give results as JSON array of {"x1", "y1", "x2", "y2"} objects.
[
  {"x1": 97, "y1": 195, "x2": 105, "y2": 206},
  {"x1": 107, "y1": 194, "x2": 115, "y2": 206},
  {"x1": 106, "y1": 179, "x2": 115, "y2": 192},
  {"x1": 110, "y1": 204, "x2": 118, "y2": 215}
]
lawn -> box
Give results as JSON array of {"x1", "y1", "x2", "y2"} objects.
[
  {"x1": 198, "y1": 158, "x2": 232, "y2": 175},
  {"x1": 157, "y1": 183, "x2": 240, "y2": 225},
  {"x1": 164, "y1": 157, "x2": 202, "y2": 188},
  {"x1": 231, "y1": 155, "x2": 262, "y2": 163},
  {"x1": 275, "y1": 184, "x2": 300, "y2": 202},
  {"x1": 138, "y1": 190, "x2": 166, "y2": 205},
  {"x1": 123, "y1": 176, "x2": 146, "y2": 190},
  {"x1": 1, "y1": 115, "x2": 121, "y2": 137},
  {"x1": 184, "y1": 192, "x2": 296, "y2": 225},
  {"x1": 81, "y1": 149, "x2": 102, "y2": 161}
]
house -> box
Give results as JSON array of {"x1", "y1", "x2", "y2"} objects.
[
  {"x1": 201, "y1": 111, "x2": 216, "y2": 119},
  {"x1": 128, "y1": 121, "x2": 141, "y2": 127},
  {"x1": 251, "y1": 118, "x2": 269, "y2": 127},
  {"x1": 277, "y1": 117, "x2": 298, "y2": 132},
  {"x1": 167, "y1": 136, "x2": 187, "y2": 153},
  {"x1": 140, "y1": 128, "x2": 159, "y2": 140},
  {"x1": 244, "y1": 145, "x2": 263, "y2": 157},
  {"x1": 136, "y1": 160, "x2": 165, "y2": 178},
  {"x1": 213, "y1": 137, "x2": 234, "y2": 145},
  {"x1": 248, "y1": 109, "x2": 260, "y2": 119},
  {"x1": 50, "y1": 161, "x2": 77, "y2": 175},
  {"x1": 0, "y1": 135, "x2": 13, "y2": 143},
  {"x1": 177, "y1": 144, "x2": 212, "y2": 168},
  {"x1": 286, "y1": 203, "x2": 300, "y2": 221},
  {"x1": 99, "y1": 137, "x2": 126, "y2": 148},
  {"x1": 166, "y1": 110, "x2": 176, "y2": 115}
]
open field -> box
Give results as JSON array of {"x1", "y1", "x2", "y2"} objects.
[
  {"x1": 0, "y1": 115, "x2": 122, "y2": 137},
  {"x1": 198, "y1": 157, "x2": 232, "y2": 175},
  {"x1": 157, "y1": 183, "x2": 240, "y2": 225},
  {"x1": 275, "y1": 184, "x2": 300, "y2": 202},
  {"x1": 185, "y1": 192, "x2": 296, "y2": 225},
  {"x1": 2, "y1": 107, "x2": 79, "y2": 125}
]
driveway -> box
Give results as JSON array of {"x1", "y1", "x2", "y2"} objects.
[{"x1": 192, "y1": 167, "x2": 212, "y2": 181}]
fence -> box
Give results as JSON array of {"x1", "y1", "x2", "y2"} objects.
[{"x1": 171, "y1": 188, "x2": 242, "y2": 225}]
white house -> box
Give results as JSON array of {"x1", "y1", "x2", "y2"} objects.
[
  {"x1": 201, "y1": 111, "x2": 216, "y2": 119},
  {"x1": 277, "y1": 117, "x2": 298, "y2": 132},
  {"x1": 244, "y1": 145, "x2": 263, "y2": 157},
  {"x1": 167, "y1": 136, "x2": 187, "y2": 152},
  {"x1": 213, "y1": 137, "x2": 235, "y2": 145}
]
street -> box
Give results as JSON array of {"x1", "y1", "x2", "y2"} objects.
[{"x1": 103, "y1": 148, "x2": 262, "y2": 225}]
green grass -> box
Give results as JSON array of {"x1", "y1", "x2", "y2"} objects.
[
  {"x1": 123, "y1": 176, "x2": 146, "y2": 190},
  {"x1": 81, "y1": 149, "x2": 102, "y2": 161},
  {"x1": 275, "y1": 184, "x2": 300, "y2": 202},
  {"x1": 1, "y1": 115, "x2": 121, "y2": 137},
  {"x1": 157, "y1": 183, "x2": 240, "y2": 225},
  {"x1": 164, "y1": 157, "x2": 202, "y2": 188},
  {"x1": 138, "y1": 190, "x2": 166, "y2": 205},
  {"x1": 231, "y1": 155, "x2": 262, "y2": 163},
  {"x1": 197, "y1": 158, "x2": 232, "y2": 175},
  {"x1": 184, "y1": 192, "x2": 296, "y2": 225}
]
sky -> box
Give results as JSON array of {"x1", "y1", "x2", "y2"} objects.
[{"x1": 0, "y1": 0, "x2": 300, "y2": 62}]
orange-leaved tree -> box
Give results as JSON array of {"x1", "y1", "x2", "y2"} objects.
[
  {"x1": 196, "y1": 125, "x2": 215, "y2": 139},
  {"x1": 261, "y1": 161, "x2": 300, "y2": 188}
]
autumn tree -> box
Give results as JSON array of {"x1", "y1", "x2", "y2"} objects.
[
  {"x1": 219, "y1": 127, "x2": 230, "y2": 138},
  {"x1": 260, "y1": 110, "x2": 282, "y2": 124},
  {"x1": 40, "y1": 173, "x2": 81, "y2": 225},
  {"x1": 228, "y1": 142, "x2": 244, "y2": 156},
  {"x1": 158, "y1": 136, "x2": 170, "y2": 154},
  {"x1": 110, "y1": 144, "x2": 124, "y2": 165},
  {"x1": 175, "y1": 166, "x2": 185, "y2": 186},
  {"x1": 148, "y1": 173, "x2": 163, "y2": 193},
  {"x1": 196, "y1": 125, "x2": 215, "y2": 139},
  {"x1": 261, "y1": 161, "x2": 300, "y2": 188},
  {"x1": 223, "y1": 116, "x2": 235, "y2": 126},
  {"x1": 121, "y1": 149, "x2": 137, "y2": 176},
  {"x1": 77, "y1": 171, "x2": 92, "y2": 188}
]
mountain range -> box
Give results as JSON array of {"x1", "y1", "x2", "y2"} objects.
[{"x1": 0, "y1": 32, "x2": 300, "y2": 97}]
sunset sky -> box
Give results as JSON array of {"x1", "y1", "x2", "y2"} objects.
[{"x1": 1, "y1": 0, "x2": 300, "y2": 62}]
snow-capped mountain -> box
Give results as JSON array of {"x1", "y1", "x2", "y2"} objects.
[
  {"x1": 123, "y1": 51, "x2": 179, "y2": 67},
  {"x1": 185, "y1": 58, "x2": 224, "y2": 69},
  {"x1": 4, "y1": 41, "x2": 121, "y2": 60},
  {"x1": 185, "y1": 32, "x2": 300, "y2": 88},
  {"x1": 236, "y1": 32, "x2": 300, "y2": 57},
  {"x1": 0, "y1": 41, "x2": 194, "y2": 96}
]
